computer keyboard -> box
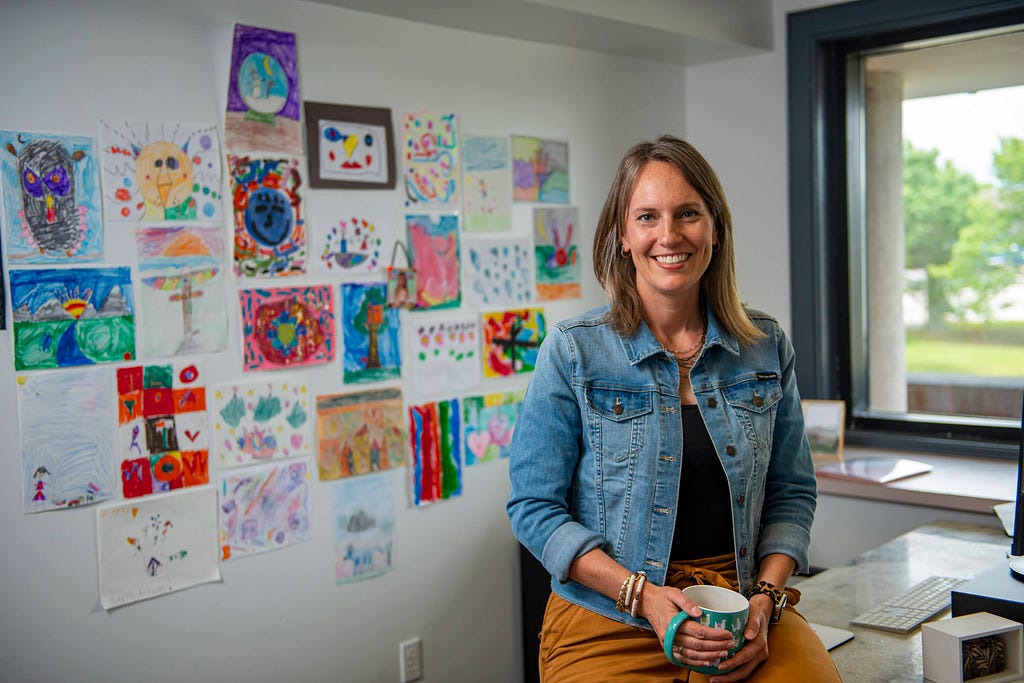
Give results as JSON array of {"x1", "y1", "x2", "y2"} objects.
[{"x1": 850, "y1": 575, "x2": 969, "y2": 634}]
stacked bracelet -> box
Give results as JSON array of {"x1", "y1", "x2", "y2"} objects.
[
  {"x1": 616, "y1": 570, "x2": 647, "y2": 615},
  {"x1": 630, "y1": 573, "x2": 647, "y2": 617}
]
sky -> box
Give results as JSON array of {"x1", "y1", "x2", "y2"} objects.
[{"x1": 903, "y1": 84, "x2": 1024, "y2": 185}]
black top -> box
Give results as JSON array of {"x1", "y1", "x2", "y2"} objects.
[{"x1": 670, "y1": 404, "x2": 734, "y2": 561}]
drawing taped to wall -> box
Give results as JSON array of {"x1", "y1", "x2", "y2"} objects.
[
  {"x1": 1, "y1": 130, "x2": 103, "y2": 263},
  {"x1": 406, "y1": 315, "x2": 480, "y2": 397},
  {"x1": 402, "y1": 111, "x2": 460, "y2": 208},
  {"x1": 218, "y1": 457, "x2": 312, "y2": 561},
  {"x1": 229, "y1": 155, "x2": 306, "y2": 277},
  {"x1": 408, "y1": 398, "x2": 462, "y2": 506},
  {"x1": 116, "y1": 362, "x2": 209, "y2": 499},
  {"x1": 406, "y1": 213, "x2": 460, "y2": 310},
  {"x1": 136, "y1": 226, "x2": 227, "y2": 357},
  {"x1": 341, "y1": 282, "x2": 402, "y2": 384},
  {"x1": 96, "y1": 487, "x2": 220, "y2": 610},
  {"x1": 211, "y1": 374, "x2": 311, "y2": 467},
  {"x1": 317, "y1": 214, "x2": 384, "y2": 274},
  {"x1": 482, "y1": 308, "x2": 546, "y2": 378},
  {"x1": 304, "y1": 101, "x2": 395, "y2": 189},
  {"x1": 462, "y1": 389, "x2": 526, "y2": 466},
  {"x1": 464, "y1": 238, "x2": 533, "y2": 307},
  {"x1": 99, "y1": 119, "x2": 223, "y2": 223},
  {"x1": 316, "y1": 388, "x2": 405, "y2": 481},
  {"x1": 225, "y1": 24, "x2": 302, "y2": 155},
  {"x1": 534, "y1": 206, "x2": 581, "y2": 300},
  {"x1": 333, "y1": 472, "x2": 395, "y2": 584},
  {"x1": 18, "y1": 368, "x2": 117, "y2": 513},
  {"x1": 10, "y1": 266, "x2": 135, "y2": 371},
  {"x1": 462, "y1": 134, "x2": 511, "y2": 232},
  {"x1": 239, "y1": 285, "x2": 335, "y2": 371},
  {"x1": 512, "y1": 135, "x2": 569, "y2": 203}
]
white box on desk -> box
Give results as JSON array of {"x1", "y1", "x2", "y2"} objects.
[{"x1": 922, "y1": 612, "x2": 1023, "y2": 683}]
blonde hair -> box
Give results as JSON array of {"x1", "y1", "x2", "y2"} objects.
[{"x1": 592, "y1": 135, "x2": 764, "y2": 345}]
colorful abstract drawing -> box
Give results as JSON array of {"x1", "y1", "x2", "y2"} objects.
[
  {"x1": 408, "y1": 398, "x2": 462, "y2": 507},
  {"x1": 463, "y1": 389, "x2": 526, "y2": 465},
  {"x1": 534, "y1": 206, "x2": 581, "y2": 300},
  {"x1": 402, "y1": 111, "x2": 459, "y2": 208},
  {"x1": 218, "y1": 457, "x2": 312, "y2": 561},
  {"x1": 304, "y1": 101, "x2": 395, "y2": 189},
  {"x1": 482, "y1": 308, "x2": 547, "y2": 378},
  {"x1": 1, "y1": 130, "x2": 103, "y2": 263},
  {"x1": 96, "y1": 487, "x2": 220, "y2": 610},
  {"x1": 406, "y1": 213, "x2": 460, "y2": 309},
  {"x1": 318, "y1": 214, "x2": 385, "y2": 274},
  {"x1": 211, "y1": 374, "x2": 311, "y2": 467},
  {"x1": 407, "y1": 316, "x2": 480, "y2": 396},
  {"x1": 18, "y1": 369, "x2": 117, "y2": 513},
  {"x1": 116, "y1": 362, "x2": 209, "y2": 499},
  {"x1": 10, "y1": 266, "x2": 135, "y2": 371},
  {"x1": 137, "y1": 226, "x2": 227, "y2": 357},
  {"x1": 225, "y1": 24, "x2": 302, "y2": 155},
  {"x1": 229, "y1": 155, "x2": 306, "y2": 277},
  {"x1": 462, "y1": 135, "x2": 511, "y2": 232},
  {"x1": 464, "y1": 238, "x2": 534, "y2": 307},
  {"x1": 239, "y1": 285, "x2": 335, "y2": 371},
  {"x1": 342, "y1": 282, "x2": 401, "y2": 383},
  {"x1": 512, "y1": 135, "x2": 569, "y2": 203},
  {"x1": 333, "y1": 472, "x2": 395, "y2": 584},
  {"x1": 317, "y1": 388, "x2": 406, "y2": 481},
  {"x1": 98, "y1": 119, "x2": 223, "y2": 223}
]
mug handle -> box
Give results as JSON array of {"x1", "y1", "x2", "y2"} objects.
[{"x1": 663, "y1": 611, "x2": 692, "y2": 666}]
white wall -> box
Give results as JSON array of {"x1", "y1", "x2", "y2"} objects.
[{"x1": 0, "y1": 2, "x2": 686, "y2": 681}]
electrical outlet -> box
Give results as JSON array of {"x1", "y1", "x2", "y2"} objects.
[{"x1": 400, "y1": 637, "x2": 423, "y2": 682}]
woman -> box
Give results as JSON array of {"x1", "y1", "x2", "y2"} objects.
[{"x1": 507, "y1": 135, "x2": 840, "y2": 682}]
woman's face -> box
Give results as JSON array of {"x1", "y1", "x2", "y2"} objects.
[{"x1": 621, "y1": 160, "x2": 716, "y2": 310}]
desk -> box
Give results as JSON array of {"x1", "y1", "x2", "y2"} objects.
[{"x1": 796, "y1": 521, "x2": 1011, "y2": 683}]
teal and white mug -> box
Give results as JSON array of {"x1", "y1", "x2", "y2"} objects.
[{"x1": 663, "y1": 584, "x2": 749, "y2": 673}]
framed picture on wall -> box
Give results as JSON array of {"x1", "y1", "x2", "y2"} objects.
[
  {"x1": 303, "y1": 101, "x2": 395, "y2": 189},
  {"x1": 802, "y1": 399, "x2": 846, "y2": 464}
]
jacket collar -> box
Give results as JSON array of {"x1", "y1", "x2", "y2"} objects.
[{"x1": 618, "y1": 304, "x2": 740, "y2": 365}]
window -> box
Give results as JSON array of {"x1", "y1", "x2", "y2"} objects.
[{"x1": 787, "y1": 0, "x2": 1024, "y2": 457}]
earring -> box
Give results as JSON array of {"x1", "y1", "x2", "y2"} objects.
[{"x1": 620, "y1": 245, "x2": 630, "y2": 258}]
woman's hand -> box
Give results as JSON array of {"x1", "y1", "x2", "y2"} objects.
[
  {"x1": 639, "y1": 583, "x2": 735, "y2": 671},
  {"x1": 705, "y1": 593, "x2": 774, "y2": 682}
]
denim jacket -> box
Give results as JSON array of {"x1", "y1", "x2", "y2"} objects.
[{"x1": 507, "y1": 305, "x2": 816, "y2": 628}]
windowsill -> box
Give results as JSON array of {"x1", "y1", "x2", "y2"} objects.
[{"x1": 814, "y1": 445, "x2": 1016, "y2": 514}]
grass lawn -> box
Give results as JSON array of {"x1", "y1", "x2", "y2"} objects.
[{"x1": 905, "y1": 335, "x2": 1024, "y2": 376}]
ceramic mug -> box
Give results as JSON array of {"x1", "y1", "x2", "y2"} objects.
[{"x1": 663, "y1": 584, "x2": 749, "y2": 673}]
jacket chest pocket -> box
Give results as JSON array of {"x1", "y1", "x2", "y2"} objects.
[
  {"x1": 722, "y1": 376, "x2": 782, "y2": 449},
  {"x1": 585, "y1": 385, "x2": 653, "y2": 463}
]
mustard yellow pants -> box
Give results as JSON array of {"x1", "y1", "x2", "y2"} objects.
[{"x1": 538, "y1": 554, "x2": 842, "y2": 682}]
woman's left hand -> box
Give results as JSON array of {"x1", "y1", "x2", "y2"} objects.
[{"x1": 706, "y1": 593, "x2": 774, "y2": 683}]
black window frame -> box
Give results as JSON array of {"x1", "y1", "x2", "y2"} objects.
[{"x1": 787, "y1": 0, "x2": 1024, "y2": 459}]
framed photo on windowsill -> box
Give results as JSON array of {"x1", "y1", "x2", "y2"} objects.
[{"x1": 802, "y1": 399, "x2": 845, "y2": 464}]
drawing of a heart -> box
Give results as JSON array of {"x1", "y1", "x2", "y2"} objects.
[{"x1": 467, "y1": 432, "x2": 491, "y2": 458}]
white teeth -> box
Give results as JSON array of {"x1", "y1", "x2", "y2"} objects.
[{"x1": 655, "y1": 254, "x2": 689, "y2": 264}]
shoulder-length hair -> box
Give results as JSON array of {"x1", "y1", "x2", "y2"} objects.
[{"x1": 592, "y1": 135, "x2": 764, "y2": 345}]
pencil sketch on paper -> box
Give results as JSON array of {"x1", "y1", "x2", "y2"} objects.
[
  {"x1": 402, "y1": 111, "x2": 460, "y2": 208},
  {"x1": 341, "y1": 282, "x2": 401, "y2": 384},
  {"x1": 316, "y1": 388, "x2": 406, "y2": 481},
  {"x1": 406, "y1": 315, "x2": 480, "y2": 396},
  {"x1": 136, "y1": 226, "x2": 227, "y2": 357},
  {"x1": 534, "y1": 206, "x2": 581, "y2": 300},
  {"x1": 304, "y1": 101, "x2": 395, "y2": 189},
  {"x1": 462, "y1": 389, "x2": 526, "y2": 466},
  {"x1": 98, "y1": 119, "x2": 223, "y2": 223},
  {"x1": 18, "y1": 369, "x2": 117, "y2": 513},
  {"x1": 1, "y1": 130, "x2": 103, "y2": 263},
  {"x1": 333, "y1": 472, "x2": 395, "y2": 584},
  {"x1": 211, "y1": 374, "x2": 311, "y2": 467},
  {"x1": 218, "y1": 458, "x2": 312, "y2": 561},
  {"x1": 239, "y1": 285, "x2": 335, "y2": 371},
  {"x1": 406, "y1": 213, "x2": 460, "y2": 310},
  {"x1": 512, "y1": 135, "x2": 569, "y2": 204},
  {"x1": 408, "y1": 398, "x2": 462, "y2": 507},
  {"x1": 96, "y1": 487, "x2": 220, "y2": 609},
  {"x1": 318, "y1": 215, "x2": 385, "y2": 274},
  {"x1": 225, "y1": 24, "x2": 302, "y2": 155},
  {"x1": 10, "y1": 266, "x2": 135, "y2": 371},
  {"x1": 464, "y1": 238, "x2": 533, "y2": 307},
  {"x1": 482, "y1": 308, "x2": 547, "y2": 378},
  {"x1": 116, "y1": 362, "x2": 209, "y2": 499},
  {"x1": 462, "y1": 135, "x2": 511, "y2": 232},
  {"x1": 229, "y1": 155, "x2": 306, "y2": 277}
]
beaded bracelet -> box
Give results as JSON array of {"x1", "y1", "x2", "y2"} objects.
[{"x1": 616, "y1": 570, "x2": 647, "y2": 614}]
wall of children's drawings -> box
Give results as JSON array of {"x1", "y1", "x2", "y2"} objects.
[{"x1": 0, "y1": 1, "x2": 688, "y2": 681}]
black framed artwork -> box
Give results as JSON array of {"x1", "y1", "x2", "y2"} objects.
[{"x1": 303, "y1": 101, "x2": 395, "y2": 190}]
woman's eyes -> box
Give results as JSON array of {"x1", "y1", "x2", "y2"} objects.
[{"x1": 635, "y1": 210, "x2": 700, "y2": 223}]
